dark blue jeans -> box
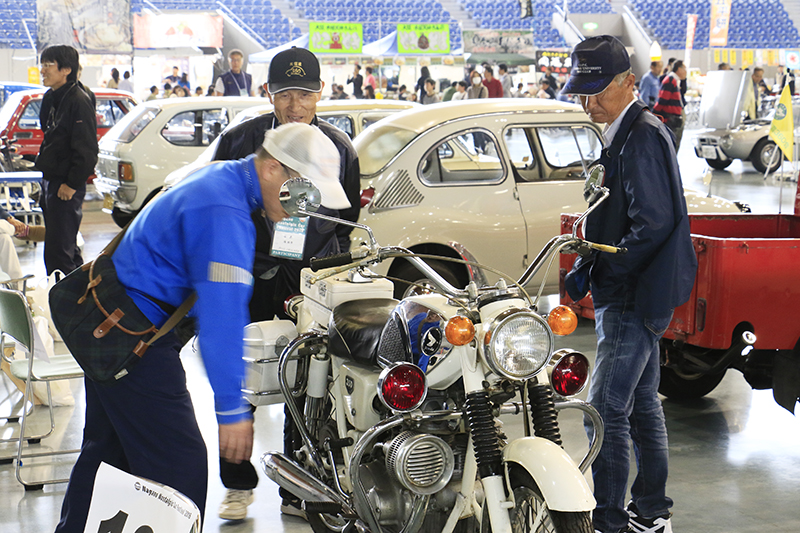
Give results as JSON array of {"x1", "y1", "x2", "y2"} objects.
[
  {"x1": 586, "y1": 299, "x2": 673, "y2": 533},
  {"x1": 55, "y1": 334, "x2": 208, "y2": 532}
]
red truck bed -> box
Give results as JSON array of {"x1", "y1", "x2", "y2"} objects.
[{"x1": 560, "y1": 214, "x2": 800, "y2": 351}]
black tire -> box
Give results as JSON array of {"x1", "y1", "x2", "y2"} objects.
[
  {"x1": 658, "y1": 365, "x2": 727, "y2": 400},
  {"x1": 706, "y1": 158, "x2": 732, "y2": 170},
  {"x1": 750, "y1": 138, "x2": 782, "y2": 174},
  {"x1": 391, "y1": 257, "x2": 465, "y2": 299},
  {"x1": 482, "y1": 467, "x2": 593, "y2": 533},
  {"x1": 111, "y1": 206, "x2": 135, "y2": 228}
]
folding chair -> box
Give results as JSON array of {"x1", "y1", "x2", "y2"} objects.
[{"x1": 0, "y1": 287, "x2": 83, "y2": 490}]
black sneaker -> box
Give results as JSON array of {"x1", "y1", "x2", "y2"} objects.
[{"x1": 627, "y1": 501, "x2": 673, "y2": 533}]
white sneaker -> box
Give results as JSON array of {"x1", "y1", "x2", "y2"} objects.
[{"x1": 218, "y1": 489, "x2": 254, "y2": 520}]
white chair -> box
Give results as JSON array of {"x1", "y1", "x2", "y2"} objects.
[{"x1": 0, "y1": 287, "x2": 83, "y2": 490}]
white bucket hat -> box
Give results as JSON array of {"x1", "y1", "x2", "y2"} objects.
[{"x1": 262, "y1": 123, "x2": 350, "y2": 210}]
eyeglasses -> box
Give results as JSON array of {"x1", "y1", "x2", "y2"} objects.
[{"x1": 39, "y1": 62, "x2": 57, "y2": 69}]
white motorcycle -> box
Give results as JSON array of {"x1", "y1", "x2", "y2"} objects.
[{"x1": 253, "y1": 175, "x2": 623, "y2": 533}]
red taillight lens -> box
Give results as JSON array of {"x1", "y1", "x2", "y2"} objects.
[
  {"x1": 360, "y1": 187, "x2": 375, "y2": 208},
  {"x1": 378, "y1": 363, "x2": 427, "y2": 411},
  {"x1": 549, "y1": 350, "x2": 589, "y2": 397}
]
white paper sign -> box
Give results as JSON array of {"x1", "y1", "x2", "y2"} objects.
[
  {"x1": 270, "y1": 216, "x2": 309, "y2": 259},
  {"x1": 84, "y1": 462, "x2": 201, "y2": 533}
]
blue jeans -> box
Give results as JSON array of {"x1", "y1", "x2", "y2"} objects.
[{"x1": 586, "y1": 299, "x2": 673, "y2": 533}]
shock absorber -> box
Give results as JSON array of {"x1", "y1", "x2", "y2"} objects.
[
  {"x1": 528, "y1": 379, "x2": 562, "y2": 446},
  {"x1": 464, "y1": 391, "x2": 502, "y2": 479}
]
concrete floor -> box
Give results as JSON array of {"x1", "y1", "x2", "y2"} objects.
[{"x1": 1, "y1": 130, "x2": 800, "y2": 533}]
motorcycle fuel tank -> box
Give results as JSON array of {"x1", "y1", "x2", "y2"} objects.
[{"x1": 300, "y1": 268, "x2": 394, "y2": 327}]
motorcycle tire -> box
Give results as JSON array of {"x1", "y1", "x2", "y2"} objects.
[{"x1": 482, "y1": 466, "x2": 592, "y2": 533}]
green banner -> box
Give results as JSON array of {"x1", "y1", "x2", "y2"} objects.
[
  {"x1": 397, "y1": 23, "x2": 450, "y2": 54},
  {"x1": 309, "y1": 22, "x2": 363, "y2": 54}
]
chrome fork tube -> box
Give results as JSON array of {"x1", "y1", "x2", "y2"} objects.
[{"x1": 279, "y1": 332, "x2": 328, "y2": 477}]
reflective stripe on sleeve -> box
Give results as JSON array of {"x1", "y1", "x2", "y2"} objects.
[{"x1": 208, "y1": 261, "x2": 253, "y2": 285}]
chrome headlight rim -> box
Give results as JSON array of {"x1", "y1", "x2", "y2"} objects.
[{"x1": 483, "y1": 308, "x2": 554, "y2": 380}]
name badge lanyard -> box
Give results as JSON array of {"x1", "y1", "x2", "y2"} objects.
[{"x1": 232, "y1": 72, "x2": 248, "y2": 96}]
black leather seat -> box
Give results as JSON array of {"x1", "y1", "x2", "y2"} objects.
[{"x1": 328, "y1": 299, "x2": 399, "y2": 365}]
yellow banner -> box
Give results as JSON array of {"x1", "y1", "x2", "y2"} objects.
[
  {"x1": 710, "y1": 0, "x2": 732, "y2": 47},
  {"x1": 742, "y1": 49, "x2": 754, "y2": 68},
  {"x1": 713, "y1": 49, "x2": 721, "y2": 63},
  {"x1": 730, "y1": 49, "x2": 737, "y2": 65},
  {"x1": 721, "y1": 49, "x2": 729, "y2": 62},
  {"x1": 769, "y1": 84, "x2": 794, "y2": 161},
  {"x1": 767, "y1": 49, "x2": 778, "y2": 66},
  {"x1": 27, "y1": 67, "x2": 40, "y2": 85}
]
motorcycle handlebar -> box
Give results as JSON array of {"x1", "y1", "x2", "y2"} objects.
[
  {"x1": 309, "y1": 251, "x2": 356, "y2": 271},
  {"x1": 588, "y1": 242, "x2": 627, "y2": 254}
]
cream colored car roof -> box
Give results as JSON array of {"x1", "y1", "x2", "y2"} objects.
[{"x1": 376, "y1": 99, "x2": 585, "y2": 134}]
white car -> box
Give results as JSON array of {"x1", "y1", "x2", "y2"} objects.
[
  {"x1": 163, "y1": 99, "x2": 418, "y2": 190},
  {"x1": 352, "y1": 99, "x2": 745, "y2": 296},
  {"x1": 94, "y1": 96, "x2": 264, "y2": 226}
]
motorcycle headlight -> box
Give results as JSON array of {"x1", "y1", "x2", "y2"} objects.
[{"x1": 483, "y1": 309, "x2": 554, "y2": 380}]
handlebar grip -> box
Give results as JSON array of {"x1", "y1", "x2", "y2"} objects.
[
  {"x1": 592, "y1": 243, "x2": 627, "y2": 254},
  {"x1": 310, "y1": 251, "x2": 354, "y2": 271}
]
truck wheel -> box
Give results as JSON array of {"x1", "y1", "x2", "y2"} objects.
[
  {"x1": 111, "y1": 206, "x2": 134, "y2": 228},
  {"x1": 706, "y1": 158, "x2": 732, "y2": 170},
  {"x1": 750, "y1": 139, "x2": 782, "y2": 174},
  {"x1": 658, "y1": 366, "x2": 727, "y2": 400},
  {"x1": 392, "y1": 258, "x2": 465, "y2": 299}
]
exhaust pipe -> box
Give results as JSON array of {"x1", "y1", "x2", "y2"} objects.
[{"x1": 260, "y1": 452, "x2": 354, "y2": 515}]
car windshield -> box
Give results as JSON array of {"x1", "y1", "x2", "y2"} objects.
[
  {"x1": 108, "y1": 106, "x2": 160, "y2": 143},
  {"x1": 0, "y1": 92, "x2": 28, "y2": 132},
  {"x1": 355, "y1": 123, "x2": 419, "y2": 175}
]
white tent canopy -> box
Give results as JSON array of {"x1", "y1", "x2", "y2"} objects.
[{"x1": 249, "y1": 34, "x2": 310, "y2": 63}]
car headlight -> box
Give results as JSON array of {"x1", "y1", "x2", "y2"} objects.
[
  {"x1": 720, "y1": 135, "x2": 733, "y2": 150},
  {"x1": 482, "y1": 309, "x2": 554, "y2": 380}
]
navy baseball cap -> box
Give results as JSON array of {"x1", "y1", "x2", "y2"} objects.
[
  {"x1": 562, "y1": 35, "x2": 631, "y2": 96},
  {"x1": 268, "y1": 47, "x2": 323, "y2": 94}
]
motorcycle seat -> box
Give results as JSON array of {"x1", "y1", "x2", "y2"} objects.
[{"x1": 328, "y1": 298, "x2": 399, "y2": 365}]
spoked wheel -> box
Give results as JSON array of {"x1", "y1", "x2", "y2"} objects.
[{"x1": 482, "y1": 468, "x2": 592, "y2": 533}]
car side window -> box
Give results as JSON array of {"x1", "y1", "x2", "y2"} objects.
[
  {"x1": 322, "y1": 115, "x2": 354, "y2": 138},
  {"x1": 505, "y1": 127, "x2": 538, "y2": 182},
  {"x1": 96, "y1": 99, "x2": 125, "y2": 128},
  {"x1": 536, "y1": 126, "x2": 602, "y2": 181},
  {"x1": 19, "y1": 101, "x2": 42, "y2": 130},
  {"x1": 161, "y1": 111, "x2": 198, "y2": 145},
  {"x1": 419, "y1": 130, "x2": 504, "y2": 186},
  {"x1": 202, "y1": 109, "x2": 229, "y2": 145}
]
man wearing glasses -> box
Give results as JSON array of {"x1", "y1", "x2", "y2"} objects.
[
  {"x1": 35, "y1": 45, "x2": 98, "y2": 275},
  {"x1": 54, "y1": 122, "x2": 349, "y2": 532},
  {"x1": 563, "y1": 35, "x2": 696, "y2": 533}
]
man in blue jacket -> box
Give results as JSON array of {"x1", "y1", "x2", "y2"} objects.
[
  {"x1": 563, "y1": 36, "x2": 696, "y2": 533},
  {"x1": 54, "y1": 123, "x2": 350, "y2": 532}
]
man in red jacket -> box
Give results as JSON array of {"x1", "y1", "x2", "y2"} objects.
[{"x1": 483, "y1": 65, "x2": 504, "y2": 98}]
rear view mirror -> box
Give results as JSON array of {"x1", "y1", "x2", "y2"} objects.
[
  {"x1": 583, "y1": 164, "x2": 606, "y2": 204},
  {"x1": 279, "y1": 177, "x2": 321, "y2": 217}
]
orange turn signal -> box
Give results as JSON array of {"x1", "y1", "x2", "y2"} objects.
[
  {"x1": 547, "y1": 305, "x2": 578, "y2": 336},
  {"x1": 445, "y1": 315, "x2": 475, "y2": 346}
]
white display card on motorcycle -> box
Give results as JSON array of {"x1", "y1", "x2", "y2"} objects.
[
  {"x1": 83, "y1": 462, "x2": 201, "y2": 533},
  {"x1": 271, "y1": 217, "x2": 309, "y2": 259}
]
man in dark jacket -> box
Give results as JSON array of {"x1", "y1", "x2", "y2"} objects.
[
  {"x1": 35, "y1": 45, "x2": 98, "y2": 275},
  {"x1": 211, "y1": 46, "x2": 360, "y2": 521},
  {"x1": 214, "y1": 49, "x2": 253, "y2": 96},
  {"x1": 563, "y1": 35, "x2": 696, "y2": 533}
]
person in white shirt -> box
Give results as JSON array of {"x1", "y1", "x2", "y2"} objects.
[
  {"x1": 117, "y1": 71, "x2": 134, "y2": 93},
  {"x1": 451, "y1": 81, "x2": 468, "y2": 101}
]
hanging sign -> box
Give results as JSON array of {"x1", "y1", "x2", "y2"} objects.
[
  {"x1": 309, "y1": 22, "x2": 363, "y2": 54},
  {"x1": 462, "y1": 30, "x2": 534, "y2": 54},
  {"x1": 133, "y1": 13, "x2": 223, "y2": 48},
  {"x1": 535, "y1": 50, "x2": 571, "y2": 73},
  {"x1": 397, "y1": 24, "x2": 450, "y2": 54},
  {"x1": 709, "y1": 0, "x2": 732, "y2": 47}
]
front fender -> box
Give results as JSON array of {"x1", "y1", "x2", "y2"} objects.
[{"x1": 503, "y1": 437, "x2": 595, "y2": 512}]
